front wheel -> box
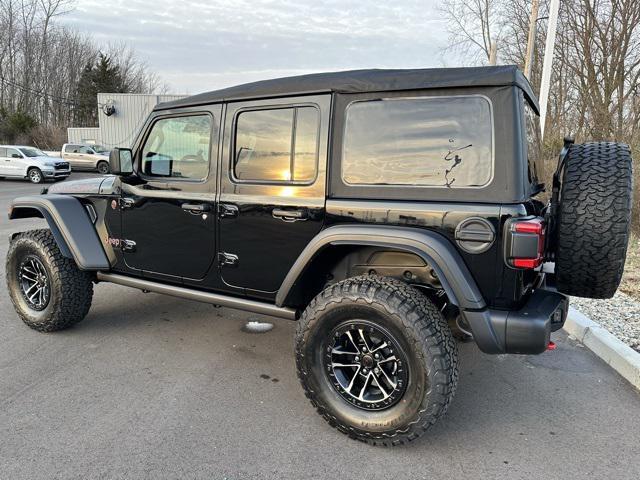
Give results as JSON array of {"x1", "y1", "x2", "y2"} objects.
[
  {"x1": 295, "y1": 275, "x2": 458, "y2": 446},
  {"x1": 27, "y1": 167, "x2": 43, "y2": 184},
  {"x1": 6, "y1": 229, "x2": 94, "y2": 332}
]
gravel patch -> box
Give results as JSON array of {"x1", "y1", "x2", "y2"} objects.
[{"x1": 571, "y1": 291, "x2": 640, "y2": 352}]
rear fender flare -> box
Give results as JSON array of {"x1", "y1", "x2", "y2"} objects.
[
  {"x1": 9, "y1": 195, "x2": 110, "y2": 270},
  {"x1": 275, "y1": 225, "x2": 487, "y2": 311}
]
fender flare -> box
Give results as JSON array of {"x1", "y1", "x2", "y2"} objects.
[
  {"x1": 275, "y1": 224, "x2": 486, "y2": 310},
  {"x1": 9, "y1": 195, "x2": 110, "y2": 270}
]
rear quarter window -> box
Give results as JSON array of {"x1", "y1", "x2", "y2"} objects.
[
  {"x1": 342, "y1": 96, "x2": 493, "y2": 188},
  {"x1": 524, "y1": 100, "x2": 544, "y2": 192}
]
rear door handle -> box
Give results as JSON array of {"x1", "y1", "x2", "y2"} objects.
[
  {"x1": 272, "y1": 208, "x2": 308, "y2": 222},
  {"x1": 182, "y1": 203, "x2": 211, "y2": 213}
]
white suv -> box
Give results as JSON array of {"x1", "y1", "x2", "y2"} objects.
[{"x1": 0, "y1": 145, "x2": 71, "y2": 183}]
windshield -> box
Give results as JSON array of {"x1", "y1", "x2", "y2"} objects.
[
  {"x1": 19, "y1": 147, "x2": 46, "y2": 158},
  {"x1": 92, "y1": 145, "x2": 109, "y2": 153}
]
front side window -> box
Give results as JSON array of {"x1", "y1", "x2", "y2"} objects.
[
  {"x1": 234, "y1": 106, "x2": 319, "y2": 183},
  {"x1": 342, "y1": 96, "x2": 493, "y2": 188},
  {"x1": 141, "y1": 114, "x2": 212, "y2": 180},
  {"x1": 6, "y1": 148, "x2": 22, "y2": 158}
]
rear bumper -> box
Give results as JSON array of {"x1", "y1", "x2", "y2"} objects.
[{"x1": 463, "y1": 288, "x2": 568, "y2": 354}]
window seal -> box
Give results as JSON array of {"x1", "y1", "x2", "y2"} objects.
[
  {"x1": 137, "y1": 111, "x2": 215, "y2": 184},
  {"x1": 229, "y1": 103, "x2": 321, "y2": 186},
  {"x1": 340, "y1": 94, "x2": 495, "y2": 190}
]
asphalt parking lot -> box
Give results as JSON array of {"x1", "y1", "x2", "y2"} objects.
[{"x1": 1, "y1": 173, "x2": 639, "y2": 479}]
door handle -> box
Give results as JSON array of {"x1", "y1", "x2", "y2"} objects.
[
  {"x1": 182, "y1": 203, "x2": 211, "y2": 213},
  {"x1": 272, "y1": 208, "x2": 308, "y2": 222}
]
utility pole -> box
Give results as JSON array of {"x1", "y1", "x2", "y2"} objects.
[
  {"x1": 539, "y1": 0, "x2": 560, "y2": 139},
  {"x1": 524, "y1": 0, "x2": 540, "y2": 79},
  {"x1": 489, "y1": 41, "x2": 498, "y2": 65}
]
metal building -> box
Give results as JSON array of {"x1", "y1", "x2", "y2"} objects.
[{"x1": 67, "y1": 93, "x2": 186, "y2": 148}]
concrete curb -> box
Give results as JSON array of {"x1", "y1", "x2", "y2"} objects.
[{"x1": 564, "y1": 307, "x2": 640, "y2": 391}]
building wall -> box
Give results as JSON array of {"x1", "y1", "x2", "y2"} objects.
[
  {"x1": 67, "y1": 127, "x2": 102, "y2": 145},
  {"x1": 67, "y1": 94, "x2": 186, "y2": 149}
]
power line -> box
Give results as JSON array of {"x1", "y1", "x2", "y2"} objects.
[{"x1": 0, "y1": 75, "x2": 80, "y2": 107}]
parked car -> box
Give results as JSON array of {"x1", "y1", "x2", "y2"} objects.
[
  {"x1": 61, "y1": 143, "x2": 111, "y2": 173},
  {"x1": 5, "y1": 66, "x2": 634, "y2": 445},
  {"x1": 0, "y1": 145, "x2": 71, "y2": 183}
]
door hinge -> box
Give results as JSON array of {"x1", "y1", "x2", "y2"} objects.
[
  {"x1": 218, "y1": 252, "x2": 239, "y2": 267},
  {"x1": 120, "y1": 197, "x2": 135, "y2": 209},
  {"x1": 121, "y1": 239, "x2": 137, "y2": 252},
  {"x1": 218, "y1": 203, "x2": 239, "y2": 219}
]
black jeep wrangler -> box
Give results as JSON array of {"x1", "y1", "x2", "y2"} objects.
[{"x1": 5, "y1": 66, "x2": 633, "y2": 446}]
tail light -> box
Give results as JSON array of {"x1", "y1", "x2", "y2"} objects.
[{"x1": 505, "y1": 217, "x2": 545, "y2": 269}]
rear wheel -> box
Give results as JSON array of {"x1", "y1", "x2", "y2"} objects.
[
  {"x1": 555, "y1": 142, "x2": 633, "y2": 298},
  {"x1": 6, "y1": 229, "x2": 93, "y2": 332},
  {"x1": 96, "y1": 161, "x2": 110, "y2": 174},
  {"x1": 27, "y1": 167, "x2": 43, "y2": 184},
  {"x1": 295, "y1": 275, "x2": 458, "y2": 446}
]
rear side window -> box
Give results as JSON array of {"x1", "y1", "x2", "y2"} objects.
[
  {"x1": 342, "y1": 96, "x2": 493, "y2": 188},
  {"x1": 0, "y1": 148, "x2": 6, "y2": 157},
  {"x1": 141, "y1": 114, "x2": 212, "y2": 180},
  {"x1": 65, "y1": 145, "x2": 80, "y2": 153},
  {"x1": 234, "y1": 106, "x2": 319, "y2": 183}
]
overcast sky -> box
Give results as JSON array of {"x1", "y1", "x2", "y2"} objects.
[{"x1": 61, "y1": 0, "x2": 451, "y2": 95}]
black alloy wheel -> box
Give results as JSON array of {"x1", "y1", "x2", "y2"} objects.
[
  {"x1": 18, "y1": 255, "x2": 51, "y2": 311},
  {"x1": 325, "y1": 320, "x2": 408, "y2": 411}
]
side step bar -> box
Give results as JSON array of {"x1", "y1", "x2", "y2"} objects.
[{"x1": 96, "y1": 272, "x2": 298, "y2": 320}]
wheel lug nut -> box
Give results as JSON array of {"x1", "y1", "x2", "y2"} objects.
[
  {"x1": 354, "y1": 356, "x2": 359, "y2": 362},
  {"x1": 374, "y1": 367, "x2": 379, "y2": 374},
  {"x1": 374, "y1": 353, "x2": 380, "y2": 359},
  {"x1": 362, "y1": 347, "x2": 367, "y2": 352}
]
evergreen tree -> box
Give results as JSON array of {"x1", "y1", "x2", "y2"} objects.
[{"x1": 75, "y1": 53, "x2": 127, "y2": 126}]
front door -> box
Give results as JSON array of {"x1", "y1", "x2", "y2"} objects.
[
  {"x1": 120, "y1": 108, "x2": 221, "y2": 281},
  {"x1": 3, "y1": 147, "x2": 23, "y2": 176},
  {"x1": 218, "y1": 95, "x2": 330, "y2": 294}
]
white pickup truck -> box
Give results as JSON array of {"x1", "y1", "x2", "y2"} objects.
[
  {"x1": 61, "y1": 143, "x2": 111, "y2": 173},
  {"x1": 0, "y1": 145, "x2": 71, "y2": 183}
]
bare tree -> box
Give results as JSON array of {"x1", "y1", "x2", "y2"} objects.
[
  {"x1": 439, "y1": 0, "x2": 505, "y2": 64},
  {"x1": 0, "y1": 0, "x2": 167, "y2": 143}
]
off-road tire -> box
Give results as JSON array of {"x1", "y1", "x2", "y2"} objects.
[
  {"x1": 6, "y1": 229, "x2": 93, "y2": 331},
  {"x1": 295, "y1": 275, "x2": 458, "y2": 446},
  {"x1": 555, "y1": 142, "x2": 633, "y2": 298},
  {"x1": 96, "y1": 161, "x2": 110, "y2": 174},
  {"x1": 27, "y1": 167, "x2": 43, "y2": 184}
]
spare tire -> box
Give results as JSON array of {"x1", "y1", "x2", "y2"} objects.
[{"x1": 555, "y1": 142, "x2": 633, "y2": 298}]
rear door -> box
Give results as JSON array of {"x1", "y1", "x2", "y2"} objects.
[
  {"x1": 120, "y1": 106, "x2": 221, "y2": 282},
  {"x1": 217, "y1": 95, "x2": 330, "y2": 295}
]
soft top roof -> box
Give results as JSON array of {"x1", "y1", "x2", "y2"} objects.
[{"x1": 157, "y1": 65, "x2": 539, "y2": 113}]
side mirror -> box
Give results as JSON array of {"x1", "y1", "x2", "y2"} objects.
[{"x1": 109, "y1": 148, "x2": 133, "y2": 176}]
